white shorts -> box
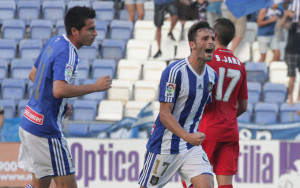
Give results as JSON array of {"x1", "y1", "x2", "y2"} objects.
[
  {"x1": 257, "y1": 35, "x2": 279, "y2": 54},
  {"x1": 138, "y1": 146, "x2": 213, "y2": 188},
  {"x1": 18, "y1": 127, "x2": 75, "y2": 179}
]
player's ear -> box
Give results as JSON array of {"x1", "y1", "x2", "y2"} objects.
[
  {"x1": 71, "y1": 27, "x2": 79, "y2": 37},
  {"x1": 189, "y1": 40, "x2": 196, "y2": 50}
]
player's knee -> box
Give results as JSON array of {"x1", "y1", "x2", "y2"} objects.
[{"x1": 56, "y1": 181, "x2": 77, "y2": 188}]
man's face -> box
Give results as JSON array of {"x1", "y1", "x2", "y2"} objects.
[
  {"x1": 78, "y1": 18, "x2": 97, "y2": 47},
  {"x1": 193, "y1": 28, "x2": 215, "y2": 62}
]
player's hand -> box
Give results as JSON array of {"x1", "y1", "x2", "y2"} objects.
[
  {"x1": 94, "y1": 75, "x2": 112, "y2": 91},
  {"x1": 185, "y1": 132, "x2": 206, "y2": 146},
  {"x1": 64, "y1": 103, "x2": 72, "y2": 119}
]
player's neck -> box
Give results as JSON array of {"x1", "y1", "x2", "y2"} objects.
[
  {"x1": 67, "y1": 35, "x2": 82, "y2": 50},
  {"x1": 188, "y1": 56, "x2": 206, "y2": 76},
  {"x1": 216, "y1": 43, "x2": 227, "y2": 50}
]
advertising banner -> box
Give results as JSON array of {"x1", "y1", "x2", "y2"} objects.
[
  {"x1": 0, "y1": 142, "x2": 31, "y2": 187},
  {"x1": 239, "y1": 122, "x2": 300, "y2": 140},
  {"x1": 1, "y1": 139, "x2": 300, "y2": 188}
]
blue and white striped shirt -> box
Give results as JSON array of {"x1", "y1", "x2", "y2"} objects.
[{"x1": 146, "y1": 58, "x2": 218, "y2": 154}]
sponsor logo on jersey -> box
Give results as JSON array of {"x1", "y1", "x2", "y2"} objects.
[
  {"x1": 24, "y1": 105, "x2": 44, "y2": 125},
  {"x1": 165, "y1": 82, "x2": 176, "y2": 98},
  {"x1": 150, "y1": 175, "x2": 159, "y2": 185}
]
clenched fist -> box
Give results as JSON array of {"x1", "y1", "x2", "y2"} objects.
[
  {"x1": 184, "y1": 132, "x2": 206, "y2": 146},
  {"x1": 94, "y1": 75, "x2": 112, "y2": 92}
]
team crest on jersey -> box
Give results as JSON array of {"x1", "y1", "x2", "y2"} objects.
[
  {"x1": 150, "y1": 175, "x2": 159, "y2": 185},
  {"x1": 165, "y1": 82, "x2": 176, "y2": 98},
  {"x1": 207, "y1": 82, "x2": 213, "y2": 92}
]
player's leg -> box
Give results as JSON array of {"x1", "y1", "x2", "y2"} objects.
[
  {"x1": 179, "y1": 146, "x2": 214, "y2": 188},
  {"x1": 138, "y1": 150, "x2": 181, "y2": 187},
  {"x1": 190, "y1": 174, "x2": 214, "y2": 188},
  {"x1": 53, "y1": 173, "x2": 77, "y2": 188},
  {"x1": 28, "y1": 172, "x2": 52, "y2": 188},
  {"x1": 214, "y1": 142, "x2": 239, "y2": 188}
]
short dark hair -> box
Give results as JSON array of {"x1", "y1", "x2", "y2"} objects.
[
  {"x1": 64, "y1": 6, "x2": 96, "y2": 35},
  {"x1": 188, "y1": 21, "x2": 213, "y2": 42},
  {"x1": 213, "y1": 18, "x2": 235, "y2": 46}
]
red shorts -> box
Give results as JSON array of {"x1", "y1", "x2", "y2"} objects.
[{"x1": 201, "y1": 140, "x2": 239, "y2": 175}]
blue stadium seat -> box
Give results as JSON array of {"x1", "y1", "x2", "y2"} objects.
[
  {"x1": 0, "y1": 99, "x2": 16, "y2": 118},
  {"x1": 109, "y1": 20, "x2": 134, "y2": 41},
  {"x1": 76, "y1": 59, "x2": 89, "y2": 83},
  {"x1": 89, "y1": 123, "x2": 112, "y2": 137},
  {"x1": 245, "y1": 62, "x2": 268, "y2": 83},
  {"x1": 95, "y1": 20, "x2": 108, "y2": 44},
  {"x1": 280, "y1": 103, "x2": 300, "y2": 123},
  {"x1": 67, "y1": 0, "x2": 91, "y2": 9},
  {"x1": 0, "y1": 59, "x2": 8, "y2": 82},
  {"x1": 42, "y1": 1, "x2": 65, "y2": 23},
  {"x1": 56, "y1": 19, "x2": 66, "y2": 35},
  {"x1": 1, "y1": 19, "x2": 26, "y2": 44},
  {"x1": 237, "y1": 103, "x2": 253, "y2": 123},
  {"x1": 29, "y1": 19, "x2": 53, "y2": 44},
  {"x1": 17, "y1": 0, "x2": 40, "y2": 25},
  {"x1": 1, "y1": 79, "x2": 26, "y2": 102},
  {"x1": 78, "y1": 41, "x2": 98, "y2": 62},
  {"x1": 19, "y1": 39, "x2": 43, "y2": 60},
  {"x1": 263, "y1": 82, "x2": 287, "y2": 104},
  {"x1": 67, "y1": 123, "x2": 89, "y2": 137},
  {"x1": 82, "y1": 79, "x2": 107, "y2": 103},
  {"x1": 100, "y1": 39, "x2": 126, "y2": 60},
  {"x1": 93, "y1": 1, "x2": 115, "y2": 24},
  {"x1": 10, "y1": 59, "x2": 34, "y2": 83},
  {"x1": 17, "y1": 99, "x2": 28, "y2": 117},
  {"x1": 254, "y1": 102, "x2": 279, "y2": 124},
  {"x1": 118, "y1": 9, "x2": 137, "y2": 21},
  {"x1": 0, "y1": 39, "x2": 17, "y2": 61},
  {"x1": 72, "y1": 100, "x2": 97, "y2": 121},
  {"x1": 247, "y1": 82, "x2": 261, "y2": 104},
  {"x1": 0, "y1": 0, "x2": 16, "y2": 24},
  {"x1": 91, "y1": 59, "x2": 116, "y2": 79}
]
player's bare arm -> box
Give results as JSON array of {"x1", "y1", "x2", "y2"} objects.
[
  {"x1": 159, "y1": 102, "x2": 205, "y2": 146},
  {"x1": 236, "y1": 99, "x2": 248, "y2": 117},
  {"x1": 53, "y1": 75, "x2": 112, "y2": 98},
  {"x1": 29, "y1": 66, "x2": 37, "y2": 82}
]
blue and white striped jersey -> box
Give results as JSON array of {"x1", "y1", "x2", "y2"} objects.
[
  {"x1": 20, "y1": 35, "x2": 79, "y2": 138},
  {"x1": 146, "y1": 58, "x2": 218, "y2": 154}
]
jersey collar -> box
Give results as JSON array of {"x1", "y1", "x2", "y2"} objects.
[{"x1": 62, "y1": 34, "x2": 79, "y2": 54}]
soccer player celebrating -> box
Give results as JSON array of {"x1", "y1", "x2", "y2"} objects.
[
  {"x1": 138, "y1": 21, "x2": 218, "y2": 188},
  {"x1": 17, "y1": 6, "x2": 112, "y2": 188}
]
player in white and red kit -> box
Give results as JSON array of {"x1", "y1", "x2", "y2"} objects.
[{"x1": 182, "y1": 18, "x2": 248, "y2": 188}]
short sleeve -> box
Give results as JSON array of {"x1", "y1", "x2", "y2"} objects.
[
  {"x1": 52, "y1": 49, "x2": 78, "y2": 84},
  {"x1": 158, "y1": 68, "x2": 181, "y2": 103}
]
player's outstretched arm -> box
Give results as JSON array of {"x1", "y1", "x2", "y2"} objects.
[
  {"x1": 159, "y1": 102, "x2": 205, "y2": 146},
  {"x1": 53, "y1": 75, "x2": 112, "y2": 98}
]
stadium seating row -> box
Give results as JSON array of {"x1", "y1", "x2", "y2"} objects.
[{"x1": 2, "y1": 96, "x2": 299, "y2": 124}]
